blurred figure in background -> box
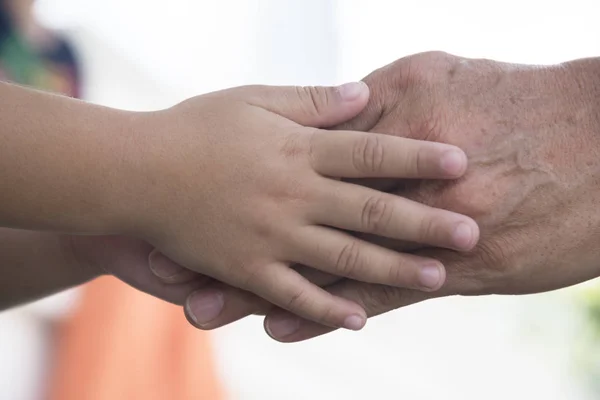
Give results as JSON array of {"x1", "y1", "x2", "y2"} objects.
[
  {"x1": 0, "y1": 0, "x2": 79, "y2": 94},
  {"x1": 0, "y1": 1, "x2": 224, "y2": 399}
]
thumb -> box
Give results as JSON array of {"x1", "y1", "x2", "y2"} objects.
[
  {"x1": 149, "y1": 248, "x2": 199, "y2": 284},
  {"x1": 242, "y1": 81, "x2": 369, "y2": 128},
  {"x1": 332, "y1": 72, "x2": 390, "y2": 133}
]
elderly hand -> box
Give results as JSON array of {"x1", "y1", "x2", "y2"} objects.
[{"x1": 263, "y1": 52, "x2": 600, "y2": 341}]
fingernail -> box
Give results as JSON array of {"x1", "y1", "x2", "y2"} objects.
[
  {"x1": 149, "y1": 252, "x2": 185, "y2": 280},
  {"x1": 419, "y1": 264, "x2": 443, "y2": 290},
  {"x1": 453, "y1": 222, "x2": 474, "y2": 249},
  {"x1": 187, "y1": 289, "x2": 224, "y2": 326},
  {"x1": 440, "y1": 150, "x2": 466, "y2": 176},
  {"x1": 266, "y1": 315, "x2": 300, "y2": 339},
  {"x1": 343, "y1": 314, "x2": 366, "y2": 331},
  {"x1": 337, "y1": 81, "x2": 366, "y2": 101}
]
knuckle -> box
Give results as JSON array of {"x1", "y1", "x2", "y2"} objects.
[
  {"x1": 279, "y1": 131, "x2": 309, "y2": 160},
  {"x1": 417, "y1": 214, "x2": 438, "y2": 244},
  {"x1": 263, "y1": 180, "x2": 313, "y2": 210},
  {"x1": 352, "y1": 135, "x2": 385, "y2": 174},
  {"x1": 253, "y1": 217, "x2": 277, "y2": 240},
  {"x1": 476, "y1": 237, "x2": 511, "y2": 274},
  {"x1": 237, "y1": 264, "x2": 262, "y2": 291},
  {"x1": 284, "y1": 287, "x2": 310, "y2": 312},
  {"x1": 295, "y1": 85, "x2": 329, "y2": 119},
  {"x1": 415, "y1": 51, "x2": 453, "y2": 69},
  {"x1": 335, "y1": 241, "x2": 363, "y2": 276},
  {"x1": 386, "y1": 261, "x2": 408, "y2": 286},
  {"x1": 413, "y1": 145, "x2": 428, "y2": 176},
  {"x1": 306, "y1": 129, "x2": 319, "y2": 170},
  {"x1": 425, "y1": 251, "x2": 485, "y2": 296},
  {"x1": 422, "y1": 50, "x2": 451, "y2": 59},
  {"x1": 357, "y1": 284, "x2": 405, "y2": 315},
  {"x1": 361, "y1": 196, "x2": 393, "y2": 233},
  {"x1": 400, "y1": 145, "x2": 424, "y2": 177},
  {"x1": 412, "y1": 52, "x2": 454, "y2": 83},
  {"x1": 455, "y1": 235, "x2": 517, "y2": 295},
  {"x1": 314, "y1": 304, "x2": 335, "y2": 326}
]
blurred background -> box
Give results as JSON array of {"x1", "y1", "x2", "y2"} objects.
[{"x1": 1, "y1": 0, "x2": 600, "y2": 399}]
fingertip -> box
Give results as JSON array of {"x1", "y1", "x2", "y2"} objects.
[
  {"x1": 317, "y1": 81, "x2": 369, "y2": 127},
  {"x1": 337, "y1": 81, "x2": 369, "y2": 102},
  {"x1": 264, "y1": 313, "x2": 300, "y2": 341},
  {"x1": 184, "y1": 288, "x2": 225, "y2": 328},
  {"x1": 439, "y1": 147, "x2": 468, "y2": 177},
  {"x1": 264, "y1": 312, "x2": 340, "y2": 343},
  {"x1": 452, "y1": 219, "x2": 480, "y2": 251},
  {"x1": 418, "y1": 262, "x2": 446, "y2": 292},
  {"x1": 343, "y1": 314, "x2": 367, "y2": 331},
  {"x1": 149, "y1": 249, "x2": 195, "y2": 283},
  {"x1": 263, "y1": 298, "x2": 366, "y2": 341}
]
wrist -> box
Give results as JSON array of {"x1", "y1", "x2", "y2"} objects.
[
  {"x1": 119, "y1": 103, "x2": 213, "y2": 243},
  {"x1": 57, "y1": 105, "x2": 155, "y2": 237},
  {"x1": 111, "y1": 109, "x2": 172, "y2": 241},
  {"x1": 91, "y1": 109, "x2": 160, "y2": 237}
]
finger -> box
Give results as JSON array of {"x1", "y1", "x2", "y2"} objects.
[
  {"x1": 184, "y1": 266, "x2": 342, "y2": 330},
  {"x1": 292, "y1": 264, "x2": 342, "y2": 287},
  {"x1": 149, "y1": 249, "x2": 198, "y2": 284},
  {"x1": 185, "y1": 283, "x2": 270, "y2": 329},
  {"x1": 309, "y1": 130, "x2": 467, "y2": 178},
  {"x1": 235, "y1": 82, "x2": 369, "y2": 128},
  {"x1": 231, "y1": 262, "x2": 368, "y2": 331},
  {"x1": 117, "y1": 260, "x2": 210, "y2": 306},
  {"x1": 333, "y1": 65, "x2": 409, "y2": 135},
  {"x1": 265, "y1": 249, "x2": 472, "y2": 343},
  {"x1": 310, "y1": 180, "x2": 479, "y2": 251},
  {"x1": 265, "y1": 282, "x2": 436, "y2": 343},
  {"x1": 288, "y1": 226, "x2": 446, "y2": 291}
]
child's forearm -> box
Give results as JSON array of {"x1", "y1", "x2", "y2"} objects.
[{"x1": 0, "y1": 82, "x2": 143, "y2": 234}]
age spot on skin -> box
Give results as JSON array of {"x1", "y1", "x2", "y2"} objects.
[{"x1": 448, "y1": 65, "x2": 458, "y2": 79}]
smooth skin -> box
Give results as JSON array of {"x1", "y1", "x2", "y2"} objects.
[{"x1": 0, "y1": 80, "x2": 479, "y2": 332}]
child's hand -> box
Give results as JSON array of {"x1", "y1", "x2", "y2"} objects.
[{"x1": 127, "y1": 82, "x2": 478, "y2": 331}]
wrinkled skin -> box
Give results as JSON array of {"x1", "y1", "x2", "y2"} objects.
[
  {"x1": 262, "y1": 51, "x2": 600, "y2": 342},
  {"x1": 356, "y1": 52, "x2": 600, "y2": 293},
  {"x1": 340, "y1": 51, "x2": 600, "y2": 295}
]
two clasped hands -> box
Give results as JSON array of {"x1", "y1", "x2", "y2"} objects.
[{"x1": 4, "y1": 52, "x2": 600, "y2": 343}]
